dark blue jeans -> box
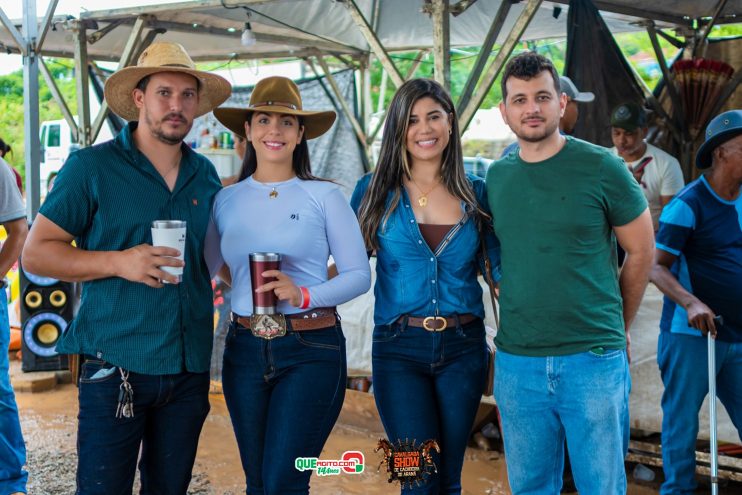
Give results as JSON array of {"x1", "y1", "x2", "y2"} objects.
[
  {"x1": 76, "y1": 359, "x2": 210, "y2": 495},
  {"x1": 222, "y1": 320, "x2": 347, "y2": 495},
  {"x1": 372, "y1": 318, "x2": 488, "y2": 494}
]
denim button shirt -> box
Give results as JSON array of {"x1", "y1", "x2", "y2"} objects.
[{"x1": 351, "y1": 173, "x2": 501, "y2": 326}]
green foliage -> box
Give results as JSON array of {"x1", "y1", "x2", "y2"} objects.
[
  {"x1": 367, "y1": 24, "x2": 741, "y2": 113},
  {"x1": 0, "y1": 59, "x2": 76, "y2": 184}
]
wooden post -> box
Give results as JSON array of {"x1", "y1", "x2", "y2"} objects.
[
  {"x1": 312, "y1": 56, "x2": 368, "y2": 146},
  {"x1": 459, "y1": 0, "x2": 543, "y2": 131},
  {"x1": 72, "y1": 20, "x2": 92, "y2": 147},
  {"x1": 39, "y1": 58, "x2": 78, "y2": 143},
  {"x1": 341, "y1": 0, "x2": 404, "y2": 87},
  {"x1": 458, "y1": 0, "x2": 512, "y2": 113},
  {"x1": 431, "y1": 0, "x2": 451, "y2": 90}
]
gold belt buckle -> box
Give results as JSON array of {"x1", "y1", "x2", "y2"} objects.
[
  {"x1": 422, "y1": 316, "x2": 447, "y2": 332},
  {"x1": 250, "y1": 314, "x2": 287, "y2": 339}
]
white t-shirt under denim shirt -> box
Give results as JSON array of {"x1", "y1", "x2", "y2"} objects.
[
  {"x1": 205, "y1": 176, "x2": 370, "y2": 316},
  {"x1": 611, "y1": 142, "x2": 685, "y2": 230}
]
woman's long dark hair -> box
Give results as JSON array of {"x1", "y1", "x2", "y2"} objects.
[
  {"x1": 236, "y1": 113, "x2": 321, "y2": 183},
  {"x1": 357, "y1": 78, "x2": 489, "y2": 250}
]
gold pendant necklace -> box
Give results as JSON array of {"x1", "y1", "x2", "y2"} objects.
[
  {"x1": 411, "y1": 176, "x2": 440, "y2": 207},
  {"x1": 269, "y1": 187, "x2": 278, "y2": 199}
]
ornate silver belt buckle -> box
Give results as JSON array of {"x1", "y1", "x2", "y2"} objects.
[{"x1": 250, "y1": 314, "x2": 287, "y2": 339}]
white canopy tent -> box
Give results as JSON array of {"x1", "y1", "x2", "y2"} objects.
[
  {"x1": 2, "y1": 0, "x2": 670, "y2": 61},
  {"x1": 1, "y1": 0, "x2": 738, "y2": 214}
]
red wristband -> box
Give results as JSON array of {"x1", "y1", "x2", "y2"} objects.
[{"x1": 300, "y1": 286, "x2": 310, "y2": 309}]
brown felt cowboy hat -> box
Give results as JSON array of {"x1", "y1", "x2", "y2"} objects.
[
  {"x1": 104, "y1": 42, "x2": 232, "y2": 121},
  {"x1": 214, "y1": 76, "x2": 336, "y2": 140}
]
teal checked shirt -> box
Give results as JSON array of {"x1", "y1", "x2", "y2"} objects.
[{"x1": 39, "y1": 123, "x2": 222, "y2": 374}]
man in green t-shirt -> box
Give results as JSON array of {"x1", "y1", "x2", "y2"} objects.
[{"x1": 486, "y1": 52, "x2": 654, "y2": 493}]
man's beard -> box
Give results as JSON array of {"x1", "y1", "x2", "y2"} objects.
[
  {"x1": 145, "y1": 110, "x2": 192, "y2": 145},
  {"x1": 514, "y1": 118, "x2": 559, "y2": 143}
]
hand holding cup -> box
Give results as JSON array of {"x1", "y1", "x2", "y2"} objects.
[
  {"x1": 250, "y1": 253, "x2": 283, "y2": 314},
  {"x1": 116, "y1": 244, "x2": 184, "y2": 287},
  {"x1": 151, "y1": 220, "x2": 187, "y2": 284},
  {"x1": 255, "y1": 270, "x2": 302, "y2": 307}
]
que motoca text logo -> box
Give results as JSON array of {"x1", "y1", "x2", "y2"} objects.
[{"x1": 295, "y1": 451, "x2": 364, "y2": 476}]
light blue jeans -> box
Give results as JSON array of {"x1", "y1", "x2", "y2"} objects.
[
  {"x1": 658, "y1": 331, "x2": 742, "y2": 495},
  {"x1": 494, "y1": 348, "x2": 630, "y2": 495},
  {"x1": 0, "y1": 288, "x2": 28, "y2": 494}
]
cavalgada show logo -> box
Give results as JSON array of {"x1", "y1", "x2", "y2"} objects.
[{"x1": 376, "y1": 438, "x2": 440, "y2": 488}]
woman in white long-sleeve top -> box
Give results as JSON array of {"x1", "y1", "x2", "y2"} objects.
[{"x1": 205, "y1": 76, "x2": 371, "y2": 495}]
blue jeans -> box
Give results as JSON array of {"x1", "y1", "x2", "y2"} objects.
[
  {"x1": 658, "y1": 332, "x2": 742, "y2": 494},
  {"x1": 76, "y1": 359, "x2": 210, "y2": 495},
  {"x1": 0, "y1": 288, "x2": 27, "y2": 495},
  {"x1": 372, "y1": 318, "x2": 488, "y2": 494},
  {"x1": 494, "y1": 348, "x2": 630, "y2": 495},
  {"x1": 222, "y1": 320, "x2": 347, "y2": 495}
]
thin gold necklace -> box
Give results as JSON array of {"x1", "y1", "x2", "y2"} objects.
[
  {"x1": 161, "y1": 152, "x2": 181, "y2": 179},
  {"x1": 410, "y1": 175, "x2": 440, "y2": 207},
  {"x1": 253, "y1": 175, "x2": 291, "y2": 199}
]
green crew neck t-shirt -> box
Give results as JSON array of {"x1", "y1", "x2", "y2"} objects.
[{"x1": 486, "y1": 136, "x2": 647, "y2": 357}]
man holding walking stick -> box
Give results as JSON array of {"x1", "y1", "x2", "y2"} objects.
[{"x1": 650, "y1": 109, "x2": 742, "y2": 494}]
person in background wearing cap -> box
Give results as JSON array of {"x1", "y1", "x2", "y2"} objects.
[
  {"x1": 650, "y1": 109, "x2": 742, "y2": 494},
  {"x1": 22, "y1": 42, "x2": 230, "y2": 494},
  {"x1": 610, "y1": 102, "x2": 685, "y2": 231},
  {"x1": 206, "y1": 76, "x2": 370, "y2": 493},
  {"x1": 500, "y1": 75, "x2": 594, "y2": 157}
]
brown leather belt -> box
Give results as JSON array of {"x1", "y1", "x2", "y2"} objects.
[
  {"x1": 232, "y1": 308, "x2": 337, "y2": 332},
  {"x1": 397, "y1": 313, "x2": 477, "y2": 332}
]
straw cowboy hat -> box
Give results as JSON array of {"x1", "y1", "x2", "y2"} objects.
[
  {"x1": 214, "y1": 76, "x2": 336, "y2": 140},
  {"x1": 104, "y1": 42, "x2": 232, "y2": 121}
]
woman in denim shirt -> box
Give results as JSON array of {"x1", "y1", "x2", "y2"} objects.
[{"x1": 350, "y1": 78, "x2": 500, "y2": 494}]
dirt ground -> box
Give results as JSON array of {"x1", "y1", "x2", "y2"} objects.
[{"x1": 10, "y1": 358, "x2": 725, "y2": 495}]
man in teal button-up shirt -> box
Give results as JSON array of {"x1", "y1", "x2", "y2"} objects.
[{"x1": 23, "y1": 42, "x2": 230, "y2": 494}]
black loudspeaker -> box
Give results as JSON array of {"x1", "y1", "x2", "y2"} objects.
[{"x1": 19, "y1": 261, "x2": 74, "y2": 372}]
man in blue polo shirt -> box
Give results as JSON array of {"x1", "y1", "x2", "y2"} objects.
[
  {"x1": 22, "y1": 42, "x2": 230, "y2": 494},
  {"x1": 651, "y1": 109, "x2": 742, "y2": 494}
]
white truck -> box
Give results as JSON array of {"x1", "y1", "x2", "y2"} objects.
[{"x1": 39, "y1": 119, "x2": 113, "y2": 193}]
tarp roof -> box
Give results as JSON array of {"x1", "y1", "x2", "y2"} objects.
[{"x1": 4, "y1": 0, "x2": 730, "y2": 63}]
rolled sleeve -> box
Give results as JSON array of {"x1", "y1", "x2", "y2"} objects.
[{"x1": 38, "y1": 153, "x2": 94, "y2": 237}]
